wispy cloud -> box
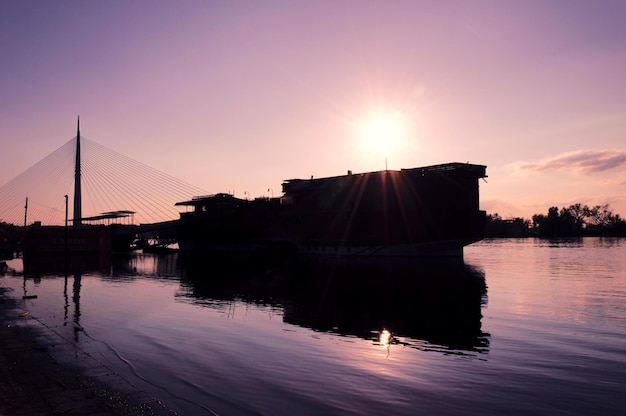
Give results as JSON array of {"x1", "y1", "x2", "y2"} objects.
[{"x1": 520, "y1": 149, "x2": 626, "y2": 174}]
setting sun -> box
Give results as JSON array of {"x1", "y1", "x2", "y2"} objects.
[{"x1": 358, "y1": 111, "x2": 408, "y2": 156}]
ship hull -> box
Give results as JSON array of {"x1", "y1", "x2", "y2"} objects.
[
  {"x1": 294, "y1": 240, "x2": 477, "y2": 258},
  {"x1": 22, "y1": 225, "x2": 136, "y2": 255},
  {"x1": 176, "y1": 240, "x2": 468, "y2": 258},
  {"x1": 23, "y1": 226, "x2": 112, "y2": 254}
]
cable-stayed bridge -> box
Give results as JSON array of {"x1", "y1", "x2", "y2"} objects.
[{"x1": 0, "y1": 130, "x2": 207, "y2": 228}]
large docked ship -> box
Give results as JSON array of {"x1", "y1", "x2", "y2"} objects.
[{"x1": 176, "y1": 162, "x2": 487, "y2": 257}]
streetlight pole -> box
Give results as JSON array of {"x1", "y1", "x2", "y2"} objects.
[{"x1": 64, "y1": 195, "x2": 68, "y2": 254}]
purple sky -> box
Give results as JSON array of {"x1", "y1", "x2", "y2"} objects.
[{"x1": 2, "y1": 0, "x2": 626, "y2": 220}]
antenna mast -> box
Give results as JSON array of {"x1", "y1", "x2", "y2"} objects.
[{"x1": 73, "y1": 116, "x2": 82, "y2": 226}]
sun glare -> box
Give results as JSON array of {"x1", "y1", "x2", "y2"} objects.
[{"x1": 358, "y1": 111, "x2": 408, "y2": 156}]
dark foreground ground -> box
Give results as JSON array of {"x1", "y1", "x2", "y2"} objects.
[{"x1": 0, "y1": 287, "x2": 177, "y2": 416}]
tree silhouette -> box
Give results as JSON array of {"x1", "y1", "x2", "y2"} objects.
[{"x1": 495, "y1": 204, "x2": 626, "y2": 238}]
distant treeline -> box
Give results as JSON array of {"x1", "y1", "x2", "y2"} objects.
[{"x1": 486, "y1": 203, "x2": 626, "y2": 238}]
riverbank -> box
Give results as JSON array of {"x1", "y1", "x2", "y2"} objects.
[{"x1": 0, "y1": 287, "x2": 175, "y2": 416}]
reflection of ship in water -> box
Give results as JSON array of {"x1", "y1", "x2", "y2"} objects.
[
  {"x1": 16, "y1": 252, "x2": 489, "y2": 353},
  {"x1": 179, "y1": 257, "x2": 489, "y2": 353},
  {"x1": 19, "y1": 252, "x2": 181, "y2": 344},
  {"x1": 22, "y1": 252, "x2": 112, "y2": 277},
  {"x1": 22, "y1": 252, "x2": 180, "y2": 281}
]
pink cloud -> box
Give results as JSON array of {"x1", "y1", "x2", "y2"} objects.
[{"x1": 520, "y1": 149, "x2": 626, "y2": 174}]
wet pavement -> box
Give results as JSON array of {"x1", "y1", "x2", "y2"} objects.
[{"x1": 0, "y1": 287, "x2": 175, "y2": 416}]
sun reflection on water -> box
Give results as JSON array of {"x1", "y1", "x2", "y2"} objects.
[
  {"x1": 379, "y1": 328, "x2": 392, "y2": 357},
  {"x1": 379, "y1": 329, "x2": 392, "y2": 346}
]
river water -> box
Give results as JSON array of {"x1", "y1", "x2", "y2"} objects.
[{"x1": 1, "y1": 238, "x2": 625, "y2": 415}]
